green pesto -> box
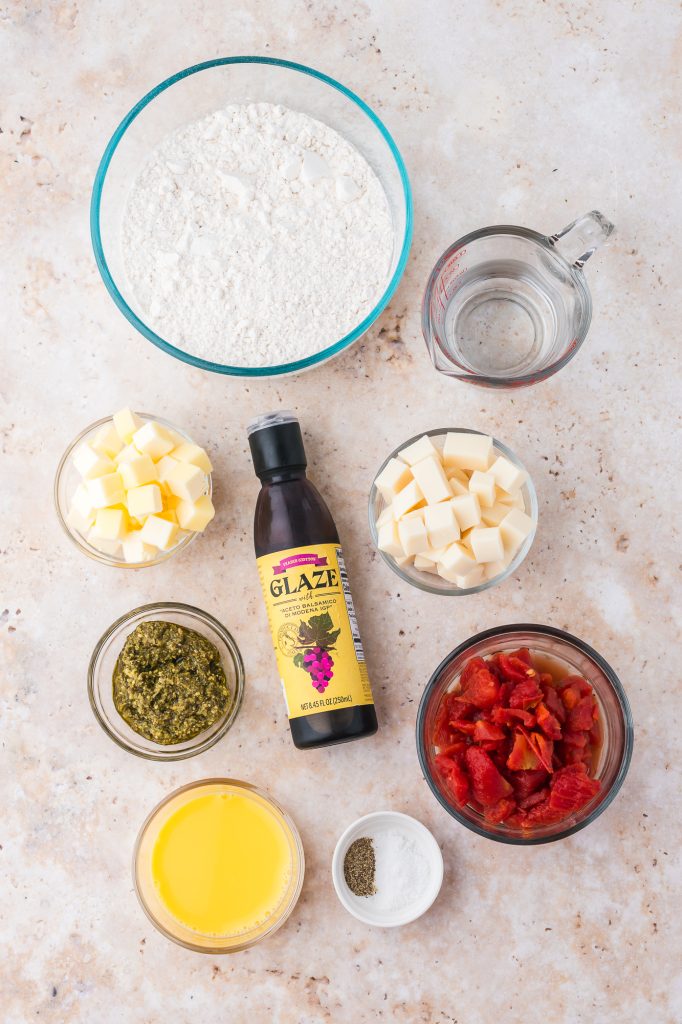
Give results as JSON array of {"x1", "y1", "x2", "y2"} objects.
[{"x1": 113, "y1": 620, "x2": 230, "y2": 744}]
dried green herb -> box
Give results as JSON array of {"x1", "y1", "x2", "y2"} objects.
[
  {"x1": 344, "y1": 836, "x2": 376, "y2": 897},
  {"x1": 113, "y1": 620, "x2": 230, "y2": 745}
]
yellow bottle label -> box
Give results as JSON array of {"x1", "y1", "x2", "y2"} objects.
[{"x1": 256, "y1": 543, "x2": 373, "y2": 720}]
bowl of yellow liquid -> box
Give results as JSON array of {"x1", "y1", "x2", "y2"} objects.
[{"x1": 133, "y1": 779, "x2": 305, "y2": 952}]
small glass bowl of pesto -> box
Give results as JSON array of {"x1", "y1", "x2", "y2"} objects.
[{"x1": 88, "y1": 602, "x2": 244, "y2": 761}]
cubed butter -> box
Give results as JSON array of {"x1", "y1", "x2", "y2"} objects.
[
  {"x1": 176, "y1": 495, "x2": 215, "y2": 532},
  {"x1": 376, "y1": 504, "x2": 394, "y2": 529},
  {"x1": 87, "y1": 531, "x2": 122, "y2": 557},
  {"x1": 481, "y1": 502, "x2": 513, "y2": 527},
  {"x1": 442, "y1": 432, "x2": 493, "y2": 471},
  {"x1": 414, "y1": 554, "x2": 439, "y2": 573},
  {"x1": 113, "y1": 407, "x2": 142, "y2": 443},
  {"x1": 377, "y1": 520, "x2": 404, "y2": 558},
  {"x1": 398, "y1": 434, "x2": 440, "y2": 466},
  {"x1": 424, "y1": 503, "x2": 460, "y2": 548},
  {"x1": 450, "y1": 493, "x2": 481, "y2": 531},
  {"x1": 468, "y1": 470, "x2": 496, "y2": 508},
  {"x1": 411, "y1": 455, "x2": 453, "y2": 505},
  {"x1": 71, "y1": 483, "x2": 94, "y2": 520},
  {"x1": 139, "y1": 514, "x2": 179, "y2": 551},
  {"x1": 118, "y1": 454, "x2": 157, "y2": 490},
  {"x1": 484, "y1": 554, "x2": 513, "y2": 580},
  {"x1": 438, "y1": 541, "x2": 478, "y2": 579},
  {"x1": 398, "y1": 513, "x2": 429, "y2": 557},
  {"x1": 446, "y1": 465, "x2": 470, "y2": 486},
  {"x1": 469, "y1": 526, "x2": 505, "y2": 563},
  {"x1": 92, "y1": 423, "x2": 124, "y2": 459},
  {"x1": 447, "y1": 476, "x2": 469, "y2": 497},
  {"x1": 165, "y1": 460, "x2": 206, "y2": 503},
  {"x1": 374, "y1": 457, "x2": 413, "y2": 501},
  {"x1": 171, "y1": 442, "x2": 213, "y2": 475},
  {"x1": 132, "y1": 420, "x2": 175, "y2": 460},
  {"x1": 73, "y1": 443, "x2": 115, "y2": 481},
  {"x1": 498, "y1": 487, "x2": 526, "y2": 509},
  {"x1": 393, "y1": 479, "x2": 425, "y2": 519},
  {"x1": 86, "y1": 472, "x2": 125, "y2": 509},
  {"x1": 67, "y1": 507, "x2": 95, "y2": 534},
  {"x1": 126, "y1": 483, "x2": 163, "y2": 518},
  {"x1": 489, "y1": 455, "x2": 527, "y2": 494},
  {"x1": 499, "y1": 508, "x2": 534, "y2": 555},
  {"x1": 454, "y1": 566, "x2": 486, "y2": 589},
  {"x1": 93, "y1": 507, "x2": 129, "y2": 541},
  {"x1": 114, "y1": 442, "x2": 139, "y2": 466},
  {"x1": 121, "y1": 533, "x2": 156, "y2": 564}
]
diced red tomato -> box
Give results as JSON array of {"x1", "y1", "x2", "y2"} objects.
[
  {"x1": 542, "y1": 683, "x2": 566, "y2": 723},
  {"x1": 507, "y1": 731, "x2": 541, "y2": 771},
  {"x1": 491, "y1": 706, "x2": 536, "y2": 728},
  {"x1": 509, "y1": 679, "x2": 543, "y2": 709},
  {"x1": 484, "y1": 797, "x2": 517, "y2": 823},
  {"x1": 510, "y1": 768, "x2": 549, "y2": 799},
  {"x1": 567, "y1": 695, "x2": 596, "y2": 732},
  {"x1": 518, "y1": 787, "x2": 550, "y2": 811},
  {"x1": 465, "y1": 747, "x2": 513, "y2": 805},
  {"x1": 460, "y1": 662, "x2": 500, "y2": 709},
  {"x1": 536, "y1": 702, "x2": 562, "y2": 740},
  {"x1": 434, "y1": 754, "x2": 470, "y2": 805},
  {"x1": 548, "y1": 764, "x2": 600, "y2": 813},
  {"x1": 497, "y1": 652, "x2": 537, "y2": 684},
  {"x1": 473, "y1": 720, "x2": 506, "y2": 744}
]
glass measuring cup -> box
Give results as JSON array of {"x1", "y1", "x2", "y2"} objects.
[{"x1": 422, "y1": 211, "x2": 615, "y2": 388}]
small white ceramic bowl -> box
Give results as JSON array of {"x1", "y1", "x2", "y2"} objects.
[{"x1": 331, "y1": 811, "x2": 443, "y2": 927}]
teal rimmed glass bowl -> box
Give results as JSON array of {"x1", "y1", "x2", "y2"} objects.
[{"x1": 90, "y1": 57, "x2": 413, "y2": 377}]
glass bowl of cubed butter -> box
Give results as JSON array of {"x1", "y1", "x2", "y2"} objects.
[
  {"x1": 54, "y1": 408, "x2": 215, "y2": 568},
  {"x1": 369, "y1": 429, "x2": 538, "y2": 595}
]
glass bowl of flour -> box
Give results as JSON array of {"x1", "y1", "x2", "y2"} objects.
[{"x1": 91, "y1": 57, "x2": 412, "y2": 377}]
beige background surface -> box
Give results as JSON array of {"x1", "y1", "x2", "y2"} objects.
[{"x1": 2, "y1": 1, "x2": 681, "y2": 1022}]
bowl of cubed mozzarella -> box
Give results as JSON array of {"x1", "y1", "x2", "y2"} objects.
[
  {"x1": 369, "y1": 429, "x2": 538, "y2": 595},
  {"x1": 54, "y1": 408, "x2": 216, "y2": 568}
]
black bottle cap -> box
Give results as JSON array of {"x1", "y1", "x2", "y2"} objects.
[{"x1": 247, "y1": 411, "x2": 307, "y2": 478}]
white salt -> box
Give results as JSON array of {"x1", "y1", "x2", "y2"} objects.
[{"x1": 368, "y1": 828, "x2": 431, "y2": 912}]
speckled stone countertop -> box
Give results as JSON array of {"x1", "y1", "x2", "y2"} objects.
[{"x1": 2, "y1": 2, "x2": 681, "y2": 1022}]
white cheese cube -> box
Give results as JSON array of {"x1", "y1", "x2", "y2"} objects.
[
  {"x1": 171, "y1": 442, "x2": 213, "y2": 475},
  {"x1": 139, "y1": 514, "x2": 179, "y2": 550},
  {"x1": 126, "y1": 483, "x2": 163, "y2": 518},
  {"x1": 393, "y1": 479, "x2": 425, "y2": 519},
  {"x1": 92, "y1": 423, "x2": 124, "y2": 459},
  {"x1": 438, "y1": 541, "x2": 478, "y2": 579},
  {"x1": 443, "y1": 432, "x2": 493, "y2": 471},
  {"x1": 121, "y1": 533, "x2": 156, "y2": 564},
  {"x1": 165, "y1": 461, "x2": 206, "y2": 503},
  {"x1": 398, "y1": 513, "x2": 429, "y2": 557},
  {"x1": 73, "y1": 443, "x2": 115, "y2": 481},
  {"x1": 71, "y1": 483, "x2": 94, "y2": 520},
  {"x1": 93, "y1": 507, "x2": 129, "y2": 541},
  {"x1": 132, "y1": 420, "x2": 175, "y2": 460},
  {"x1": 412, "y1": 456, "x2": 453, "y2": 505},
  {"x1": 374, "y1": 457, "x2": 412, "y2": 501},
  {"x1": 498, "y1": 487, "x2": 526, "y2": 509},
  {"x1": 468, "y1": 470, "x2": 496, "y2": 508},
  {"x1": 113, "y1": 407, "x2": 142, "y2": 443},
  {"x1": 481, "y1": 502, "x2": 513, "y2": 527},
  {"x1": 499, "y1": 508, "x2": 534, "y2": 556},
  {"x1": 424, "y1": 503, "x2": 460, "y2": 548},
  {"x1": 414, "y1": 554, "x2": 439, "y2": 573},
  {"x1": 118, "y1": 454, "x2": 157, "y2": 490},
  {"x1": 176, "y1": 495, "x2": 215, "y2": 532},
  {"x1": 469, "y1": 526, "x2": 505, "y2": 563},
  {"x1": 67, "y1": 507, "x2": 95, "y2": 534},
  {"x1": 454, "y1": 566, "x2": 486, "y2": 589},
  {"x1": 489, "y1": 455, "x2": 527, "y2": 494},
  {"x1": 377, "y1": 520, "x2": 404, "y2": 558},
  {"x1": 376, "y1": 505, "x2": 395, "y2": 529},
  {"x1": 398, "y1": 434, "x2": 440, "y2": 466},
  {"x1": 86, "y1": 472, "x2": 125, "y2": 509},
  {"x1": 114, "y1": 442, "x2": 139, "y2": 466},
  {"x1": 450, "y1": 493, "x2": 481, "y2": 531}
]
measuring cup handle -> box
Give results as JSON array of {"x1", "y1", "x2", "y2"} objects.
[{"x1": 549, "y1": 210, "x2": 616, "y2": 269}]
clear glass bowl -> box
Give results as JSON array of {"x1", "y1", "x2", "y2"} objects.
[
  {"x1": 133, "y1": 778, "x2": 304, "y2": 952},
  {"x1": 88, "y1": 602, "x2": 244, "y2": 761},
  {"x1": 54, "y1": 412, "x2": 212, "y2": 568},
  {"x1": 368, "y1": 428, "x2": 538, "y2": 595},
  {"x1": 91, "y1": 56, "x2": 413, "y2": 377},
  {"x1": 416, "y1": 625, "x2": 634, "y2": 844}
]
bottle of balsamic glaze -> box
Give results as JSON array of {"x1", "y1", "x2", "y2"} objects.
[{"x1": 248, "y1": 411, "x2": 378, "y2": 750}]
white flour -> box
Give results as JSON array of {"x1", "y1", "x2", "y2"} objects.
[{"x1": 122, "y1": 102, "x2": 394, "y2": 368}]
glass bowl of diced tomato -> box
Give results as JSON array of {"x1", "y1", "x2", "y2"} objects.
[{"x1": 416, "y1": 624, "x2": 633, "y2": 844}]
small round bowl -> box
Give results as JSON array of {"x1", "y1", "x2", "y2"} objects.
[
  {"x1": 54, "y1": 412, "x2": 212, "y2": 568},
  {"x1": 416, "y1": 624, "x2": 634, "y2": 845},
  {"x1": 91, "y1": 57, "x2": 413, "y2": 377},
  {"x1": 332, "y1": 811, "x2": 443, "y2": 927},
  {"x1": 134, "y1": 779, "x2": 304, "y2": 953},
  {"x1": 88, "y1": 602, "x2": 244, "y2": 761},
  {"x1": 368, "y1": 428, "x2": 538, "y2": 595}
]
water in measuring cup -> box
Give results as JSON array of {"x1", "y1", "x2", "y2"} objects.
[{"x1": 442, "y1": 260, "x2": 578, "y2": 377}]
